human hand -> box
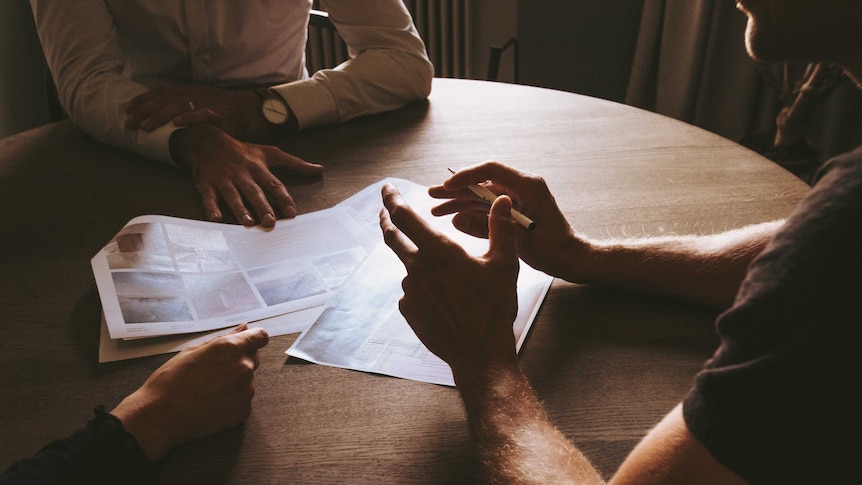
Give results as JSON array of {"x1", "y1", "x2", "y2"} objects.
[
  {"x1": 379, "y1": 183, "x2": 520, "y2": 381},
  {"x1": 124, "y1": 84, "x2": 273, "y2": 142},
  {"x1": 170, "y1": 124, "x2": 323, "y2": 228},
  {"x1": 111, "y1": 324, "x2": 270, "y2": 461},
  {"x1": 430, "y1": 161, "x2": 587, "y2": 282}
]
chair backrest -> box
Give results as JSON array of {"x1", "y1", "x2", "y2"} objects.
[
  {"x1": 306, "y1": 9, "x2": 348, "y2": 74},
  {"x1": 486, "y1": 38, "x2": 518, "y2": 82}
]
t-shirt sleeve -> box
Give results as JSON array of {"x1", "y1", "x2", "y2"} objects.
[
  {"x1": 682, "y1": 148, "x2": 862, "y2": 484},
  {"x1": 0, "y1": 406, "x2": 155, "y2": 485}
]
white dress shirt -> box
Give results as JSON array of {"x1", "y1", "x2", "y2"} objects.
[{"x1": 30, "y1": 0, "x2": 433, "y2": 163}]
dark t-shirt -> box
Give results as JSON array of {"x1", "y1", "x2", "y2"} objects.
[{"x1": 683, "y1": 147, "x2": 862, "y2": 484}]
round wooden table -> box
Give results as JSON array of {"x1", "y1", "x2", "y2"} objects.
[{"x1": 0, "y1": 78, "x2": 808, "y2": 483}]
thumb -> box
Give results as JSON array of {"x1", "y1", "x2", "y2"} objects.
[
  {"x1": 271, "y1": 151, "x2": 324, "y2": 177},
  {"x1": 235, "y1": 326, "x2": 270, "y2": 352},
  {"x1": 487, "y1": 195, "x2": 518, "y2": 264},
  {"x1": 242, "y1": 327, "x2": 269, "y2": 352}
]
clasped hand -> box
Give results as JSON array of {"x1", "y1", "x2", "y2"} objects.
[
  {"x1": 125, "y1": 84, "x2": 322, "y2": 228},
  {"x1": 125, "y1": 84, "x2": 268, "y2": 141}
]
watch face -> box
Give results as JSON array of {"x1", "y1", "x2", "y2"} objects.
[{"x1": 262, "y1": 97, "x2": 289, "y2": 124}]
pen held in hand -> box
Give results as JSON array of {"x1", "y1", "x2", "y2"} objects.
[{"x1": 447, "y1": 168, "x2": 536, "y2": 231}]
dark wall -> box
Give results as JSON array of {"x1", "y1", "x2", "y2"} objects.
[
  {"x1": 517, "y1": 0, "x2": 645, "y2": 102},
  {"x1": 0, "y1": 1, "x2": 52, "y2": 139}
]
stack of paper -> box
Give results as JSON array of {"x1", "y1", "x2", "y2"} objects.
[{"x1": 92, "y1": 179, "x2": 552, "y2": 386}]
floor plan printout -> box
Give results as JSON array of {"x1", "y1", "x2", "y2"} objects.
[
  {"x1": 287, "y1": 178, "x2": 554, "y2": 387},
  {"x1": 92, "y1": 208, "x2": 378, "y2": 339}
]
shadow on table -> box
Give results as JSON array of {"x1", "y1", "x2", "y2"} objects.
[{"x1": 519, "y1": 282, "x2": 720, "y2": 477}]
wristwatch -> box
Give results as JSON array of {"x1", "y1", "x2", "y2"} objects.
[{"x1": 256, "y1": 88, "x2": 290, "y2": 125}]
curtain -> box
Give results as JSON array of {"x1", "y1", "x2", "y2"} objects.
[{"x1": 625, "y1": 0, "x2": 862, "y2": 165}]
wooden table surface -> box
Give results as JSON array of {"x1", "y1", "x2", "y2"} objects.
[{"x1": 0, "y1": 78, "x2": 809, "y2": 483}]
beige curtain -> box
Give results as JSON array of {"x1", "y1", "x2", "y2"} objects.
[{"x1": 625, "y1": 0, "x2": 862, "y2": 163}]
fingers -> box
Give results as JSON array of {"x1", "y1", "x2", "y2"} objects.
[
  {"x1": 197, "y1": 177, "x2": 285, "y2": 228},
  {"x1": 487, "y1": 196, "x2": 518, "y2": 262},
  {"x1": 268, "y1": 151, "x2": 324, "y2": 178},
  {"x1": 380, "y1": 185, "x2": 419, "y2": 264},
  {"x1": 444, "y1": 161, "x2": 532, "y2": 192},
  {"x1": 196, "y1": 169, "x2": 290, "y2": 228},
  {"x1": 125, "y1": 84, "x2": 230, "y2": 131},
  {"x1": 232, "y1": 326, "x2": 270, "y2": 352},
  {"x1": 125, "y1": 88, "x2": 165, "y2": 113},
  {"x1": 126, "y1": 96, "x2": 199, "y2": 132},
  {"x1": 214, "y1": 325, "x2": 269, "y2": 370},
  {"x1": 207, "y1": 324, "x2": 268, "y2": 350},
  {"x1": 429, "y1": 187, "x2": 503, "y2": 240},
  {"x1": 428, "y1": 184, "x2": 472, "y2": 200},
  {"x1": 236, "y1": 327, "x2": 269, "y2": 372},
  {"x1": 170, "y1": 109, "x2": 220, "y2": 128},
  {"x1": 265, "y1": 150, "x2": 324, "y2": 221},
  {"x1": 381, "y1": 184, "x2": 451, "y2": 259},
  {"x1": 204, "y1": 186, "x2": 277, "y2": 228},
  {"x1": 431, "y1": 162, "x2": 533, "y2": 219},
  {"x1": 433, "y1": 197, "x2": 519, "y2": 253},
  {"x1": 451, "y1": 212, "x2": 491, "y2": 239},
  {"x1": 380, "y1": 207, "x2": 418, "y2": 264},
  {"x1": 176, "y1": 124, "x2": 320, "y2": 228},
  {"x1": 215, "y1": 183, "x2": 257, "y2": 227},
  {"x1": 199, "y1": 185, "x2": 223, "y2": 222},
  {"x1": 430, "y1": 197, "x2": 493, "y2": 218},
  {"x1": 233, "y1": 176, "x2": 280, "y2": 227},
  {"x1": 262, "y1": 181, "x2": 295, "y2": 222}
]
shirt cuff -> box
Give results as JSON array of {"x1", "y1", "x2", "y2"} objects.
[
  {"x1": 272, "y1": 79, "x2": 339, "y2": 131},
  {"x1": 132, "y1": 122, "x2": 181, "y2": 165}
]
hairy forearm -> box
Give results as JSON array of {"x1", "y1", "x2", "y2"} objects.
[
  {"x1": 455, "y1": 365, "x2": 605, "y2": 484},
  {"x1": 570, "y1": 220, "x2": 784, "y2": 310}
]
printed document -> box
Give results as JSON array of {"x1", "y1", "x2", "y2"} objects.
[
  {"x1": 92, "y1": 208, "x2": 377, "y2": 339},
  {"x1": 92, "y1": 177, "x2": 553, "y2": 385},
  {"x1": 286, "y1": 179, "x2": 553, "y2": 386}
]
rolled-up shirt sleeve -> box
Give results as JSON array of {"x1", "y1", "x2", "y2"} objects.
[
  {"x1": 30, "y1": 0, "x2": 177, "y2": 163},
  {"x1": 274, "y1": 0, "x2": 434, "y2": 131}
]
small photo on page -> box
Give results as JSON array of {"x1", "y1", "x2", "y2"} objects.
[
  {"x1": 181, "y1": 271, "x2": 261, "y2": 319},
  {"x1": 165, "y1": 223, "x2": 238, "y2": 273},
  {"x1": 248, "y1": 264, "x2": 328, "y2": 307},
  {"x1": 104, "y1": 223, "x2": 173, "y2": 272},
  {"x1": 111, "y1": 271, "x2": 193, "y2": 324}
]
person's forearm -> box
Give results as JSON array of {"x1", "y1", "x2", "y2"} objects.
[
  {"x1": 31, "y1": 0, "x2": 176, "y2": 163},
  {"x1": 569, "y1": 220, "x2": 784, "y2": 310},
  {"x1": 454, "y1": 364, "x2": 605, "y2": 485},
  {"x1": 279, "y1": 0, "x2": 433, "y2": 129}
]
